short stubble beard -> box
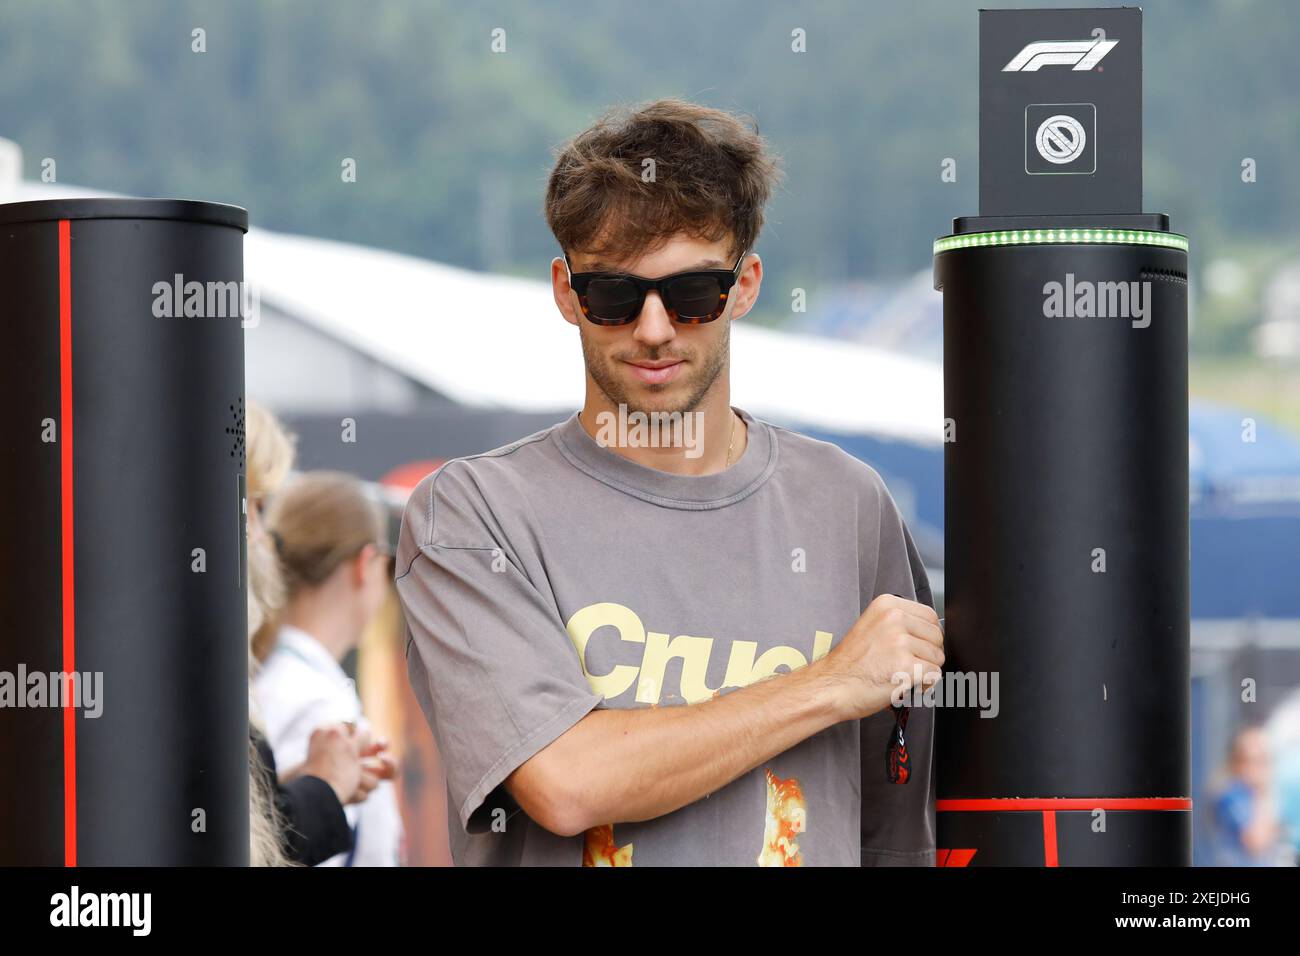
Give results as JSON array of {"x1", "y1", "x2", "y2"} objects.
[{"x1": 579, "y1": 316, "x2": 730, "y2": 417}]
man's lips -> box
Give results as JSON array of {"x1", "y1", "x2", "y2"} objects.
[{"x1": 624, "y1": 359, "x2": 684, "y2": 385}]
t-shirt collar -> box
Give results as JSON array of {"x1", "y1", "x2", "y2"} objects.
[{"x1": 552, "y1": 405, "x2": 778, "y2": 510}]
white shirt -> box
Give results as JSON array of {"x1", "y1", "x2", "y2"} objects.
[{"x1": 254, "y1": 625, "x2": 403, "y2": 866}]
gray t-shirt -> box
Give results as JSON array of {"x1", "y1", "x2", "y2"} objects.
[{"x1": 395, "y1": 406, "x2": 936, "y2": 866}]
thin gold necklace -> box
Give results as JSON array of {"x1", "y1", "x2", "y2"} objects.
[{"x1": 725, "y1": 411, "x2": 737, "y2": 468}]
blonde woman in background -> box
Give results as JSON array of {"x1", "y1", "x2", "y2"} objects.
[
  {"x1": 246, "y1": 402, "x2": 372, "y2": 866},
  {"x1": 256, "y1": 469, "x2": 404, "y2": 866}
]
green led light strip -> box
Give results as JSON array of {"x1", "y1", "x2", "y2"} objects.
[{"x1": 933, "y1": 228, "x2": 1189, "y2": 255}]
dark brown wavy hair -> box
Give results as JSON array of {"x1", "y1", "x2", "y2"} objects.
[{"x1": 544, "y1": 98, "x2": 784, "y2": 265}]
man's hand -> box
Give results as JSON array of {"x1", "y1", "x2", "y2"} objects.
[{"x1": 818, "y1": 593, "x2": 944, "y2": 722}]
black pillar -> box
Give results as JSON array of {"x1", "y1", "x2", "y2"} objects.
[
  {"x1": 0, "y1": 198, "x2": 251, "y2": 865},
  {"x1": 934, "y1": 8, "x2": 1192, "y2": 866}
]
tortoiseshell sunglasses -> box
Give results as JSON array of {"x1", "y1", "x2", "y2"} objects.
[{"x1": 564, "y1": 251, "x2": 747, "y2": 326}]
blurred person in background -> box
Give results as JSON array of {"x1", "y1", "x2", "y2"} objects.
[
  {"x1": 247, "y1": 402, "x2": 371, "y2": 866},
  {"x1": 1210, "y1": 724, "x2": 1286, "y2": 866},
  {"x1": 257, "y1": 470, "x2": 405, "y2": 866},
  {"x1": 1268, "y1": 691, "x2": 1300, "y2": 864}
]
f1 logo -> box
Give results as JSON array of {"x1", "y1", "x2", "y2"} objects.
[
  {"x1": 1003, "y1": 38, "x2": 1118, "y2": 71},
  {"x1": 1025, "y1": 103, "x2": 1096, "y2": 175}
]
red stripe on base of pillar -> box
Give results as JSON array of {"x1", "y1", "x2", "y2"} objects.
[
  {"x1": 1042, "y1": 811, "x2": 1059, "y2": 866},
  {"x1": 59, "y1": 218, "x2": 76, "y2": 868},
  {"x1": 937, "y1": 797, "x2": 1191, "y2": 812},
  {"x1": 936, "y1": 848, "x2": 978, "y2": 867}
]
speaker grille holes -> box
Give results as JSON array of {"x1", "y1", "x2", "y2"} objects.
[
  {"x1": 1141, "y1": 267, "x2": 1188, "y2": 285},
  {"x1": 226, "y1": 397, "x2": 245, "y2": 467}
]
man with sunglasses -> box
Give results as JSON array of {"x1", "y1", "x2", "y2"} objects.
[{"x1": 396, "y1": 98, "x2": 941, "y2": 866}]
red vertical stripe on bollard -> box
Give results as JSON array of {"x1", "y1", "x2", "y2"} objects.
[
  {"x1": 1042, "y1": 811, "x2": 1058, "y2": 867},
  {"x1": 59, "y1": 218, "x2": 77, "y2": 867}
]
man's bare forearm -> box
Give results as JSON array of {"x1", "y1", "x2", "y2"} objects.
[
  {"x1": 506, "y1": 594, "x2": 943, "y2": 837},
  {"x1": 508, "y1": 657, "x2": 853, "y2": 835}
]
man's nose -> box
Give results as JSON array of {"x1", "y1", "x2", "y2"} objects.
[{"x1": 632, "y1": 291, "x2": 676, "y2": 346}]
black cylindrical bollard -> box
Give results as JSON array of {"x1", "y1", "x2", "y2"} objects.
[
  {"x1": 934, "y1": 221, "x2": 1192, "y2": 865},
  {"x1": 0, "y1": 198, "x2": 250, "y2": 865}
]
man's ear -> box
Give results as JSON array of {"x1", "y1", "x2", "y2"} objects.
[
  {"x1": 552, "y1": 256, "x2": 581, "y2": 328},
  {"x1": 729, "y1": 253, "x2": 762, "y2": 322}
]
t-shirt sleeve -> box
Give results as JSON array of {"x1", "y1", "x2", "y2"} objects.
[
  {"x1": 394, "y1": 463, "x2": 604, "y2": 835},
  {"x1": 858, "y1": 470, "x2": 938, "y2": 866}
]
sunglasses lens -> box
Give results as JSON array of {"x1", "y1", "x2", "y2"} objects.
[
  {"x1": 666, "y1": 275, "x2": 726, "y2": 321},
  {"x1": 584, "y1": 277, "x2": 642, "y2": 323}
]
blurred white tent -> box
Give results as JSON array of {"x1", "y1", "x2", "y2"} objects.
[
  {"x1": 4, "y1": 169, "x2": 942, "y2": 446},
  {"x1": 244, "y1": 229, "x2": 943, "y2": 443}
]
